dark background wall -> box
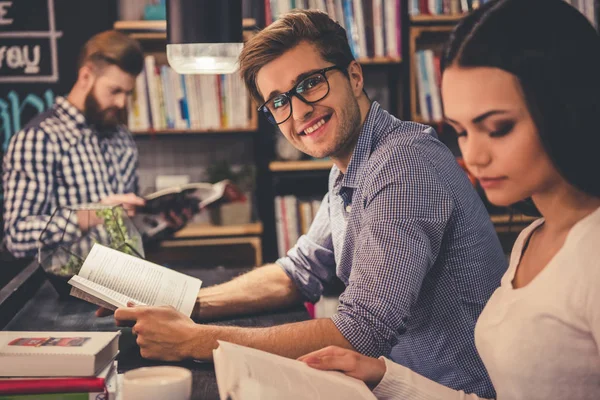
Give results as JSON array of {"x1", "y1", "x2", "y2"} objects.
[{"x1": 0, "y1": 0, "x2": 118, "y2": 240}]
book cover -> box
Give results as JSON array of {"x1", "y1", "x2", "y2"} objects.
[
  {"x1": 133, "y1": 180, "x2": 246, "y2": 242},
  {"x1": 0, "y1": 360, "x2": 114, "y2": 395},
  {"x1": 0, "y1": 332, "x2": 119, "y2": 378}
]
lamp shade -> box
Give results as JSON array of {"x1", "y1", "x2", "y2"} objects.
[{"x1": 166, "y1": 0, "x2": 243, "y2": 74}]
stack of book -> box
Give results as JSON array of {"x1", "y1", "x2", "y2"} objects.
[{"x1": 0, "y1": 331, "x2": 120, "y2": 399}]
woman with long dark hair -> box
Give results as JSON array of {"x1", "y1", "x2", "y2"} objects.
[{"x1": 299, "y1": 0, "x2": 600, "y2": 398}]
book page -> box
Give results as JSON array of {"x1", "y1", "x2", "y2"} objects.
[
  {"x1": 77, "y1": 244, "x2": 202, "y2": 316},
  {"x1": 69, "y1": 276, "x2": 146, "y2": 310},
  {"x1": 214, "y1": 341, "x2": 376, "y2": 400}
]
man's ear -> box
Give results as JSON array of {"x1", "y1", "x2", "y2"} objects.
[
  {"x1": 346, "y1": 61, "x2": 364, "y2": 98},
  {"x1": 78, "y1": 63, "x2": 96, "y2": 92}
]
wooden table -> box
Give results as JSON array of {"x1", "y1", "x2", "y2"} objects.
[{"x1": 1, "y1": 262, "x2": 309, "y2": 400}]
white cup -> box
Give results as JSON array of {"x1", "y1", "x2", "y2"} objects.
[{"x1": 122, "y1": 366, "x2": 192, "y2": 400}]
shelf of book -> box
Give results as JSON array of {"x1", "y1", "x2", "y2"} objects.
[
  {"x1": 269, "y1": 160, "x2": 334, "y2": 172},
  {"x1": 356, "y1": 57, "x2": 402, "y2": 64},
  {"x1": 414, "y1": 116, "x2": 445, "y2": 125},
  {"x1": 490, "y1": 214, "x2": 537, "y2": 225},
  {"x1": 173, "y1": 222, "x2": 263, "y2": 239},
  {"x1": 131, "y1": 124, "x2": 258, "y2": 136},
  {"x1": 114, "y1": 18, "x2": 257, "y2": 34},
  {"x1": 410, "y1": 14, "x2": 467, "y2": 23},
  {"x1": 409, "y1": 24, "x2": 455, "y2": 123}
]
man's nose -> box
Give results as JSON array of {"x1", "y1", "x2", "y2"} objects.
[
  {"x1": 114, "y1": 94, "x2": 126, "y2": 109},
  {"x1": 291, "y1": 96, "x2": 314, "y2": 122}
]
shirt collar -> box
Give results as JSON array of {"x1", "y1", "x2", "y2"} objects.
[
  {"x1": 338, "y1": 101, "x2": 382, "y2": 190},
  {"x1": 54, "y1": 96, "x2": 88, "y2": 129}
]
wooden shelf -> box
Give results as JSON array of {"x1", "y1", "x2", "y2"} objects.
[
  {"x1": 490, "y1": 214, "x2": 538, "y2": 225},
  {"x1": 114, "y1": 19, "x2": 257, "y2": 40},
  {"x1": 164, "y1": 222, "x2": 264, "y2": 266},
  {"x1": 131, "y1": 125, "x2": 258, "y2": 136},
  {"x1": 173, "y1": 222, "x2": 263, "y2": 239},
  {"x1": 269, "y1": 160, "x2": 334, "y2": 172},
  {"x1": 410, "y1": 14, "x2": 466, "y2": 24},
  {"x1": 413, "y1": 117, "x2": 445, "y2": 125},
  {"x1": 357, "y1": 57, "x2": 402, "y2": 65}
]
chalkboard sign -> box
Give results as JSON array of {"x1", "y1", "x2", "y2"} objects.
[
  {"x1": 0, "y1": 0, "x2": 117, "y2": 241},
  {"x1": 0, "y1": 0, "x2": 62, "y2": 82}
]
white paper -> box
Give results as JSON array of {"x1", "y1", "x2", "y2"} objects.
[
  {"x1": 76, "y1": 244, "x2": 202, "y2": 316},
  {"x1": 213, "y1": 341, "x2": 376, "y2": 400},
  {"x1": 69, "y1": 275, "x2": 145, "y2": 310}
]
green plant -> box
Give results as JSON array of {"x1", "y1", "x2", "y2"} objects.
[
  {"x1": 207, "y1": 160, "x2": 255, "y2": 192},
  {"x1": 95, "y1": 207, "x2": 136, "y2": 256},
  {"x1": 58, "y1": 254, "x2": 83, "y2": 276},
  {"x1": 56, "y1": 207, "x2": 136, "y2": 277}
]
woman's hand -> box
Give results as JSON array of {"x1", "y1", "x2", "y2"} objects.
[{"x1": 298, "y1": 346, "x2": 387, "y2": 387}]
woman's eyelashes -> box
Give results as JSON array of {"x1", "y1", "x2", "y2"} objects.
[
  {"x1": 454, "y1": 122, "x2": 515, "y2": 139},
  {"x1": 489, "y1": 122, "x2": 514, "y2": 138}
]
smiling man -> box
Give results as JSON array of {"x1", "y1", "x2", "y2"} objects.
[
  {"x1": 2, "y1": 30, "x2": 145, "y2": 259},
  {"x1": 113, "y1": 11, "x2": 507, "y2": 398}
]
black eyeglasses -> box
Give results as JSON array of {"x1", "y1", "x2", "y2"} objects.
[{"x1": 258, "y1": 65, "x2": 345, "y2": 125}]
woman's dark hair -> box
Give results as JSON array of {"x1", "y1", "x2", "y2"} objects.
[{"x1": 442, "y1": 0, "x2": 600, "y2": 198}]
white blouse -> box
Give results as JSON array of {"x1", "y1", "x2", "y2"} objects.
[{"x1": 373, "y1": 207, "x2": 600, "y2": 400}]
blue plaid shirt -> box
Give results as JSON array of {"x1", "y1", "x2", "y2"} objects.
[{"x1": 278, "y1": 102, "x2": 507, "y2": 398}]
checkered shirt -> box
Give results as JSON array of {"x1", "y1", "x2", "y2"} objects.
[
  {"x1": 278, "y1": 102, "x2": 507, "y2": 398},
  {"x1": 2, "y1": 96, "x2": 138, "y2": 259}
]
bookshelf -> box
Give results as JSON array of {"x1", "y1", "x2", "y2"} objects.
[
  {"x1": 116, "y1": 19, "x2": 264, "y2": 266},
  {"x1": 114, "y1": 19, "x2": 258, "y2": 39},
  {"x1": 410, "y1": 14, "x2": 466, "y2": 23},
  {"x1": 114, "y1": 21, "x2": 258, "y2": 135},
  {"x1": 409, "y1": 23, "x2": 454, "y2": 124},
  {"x1": 269, "y1": 160, "x2": 334, "y2": 172},
  {"x1": 159, "y1": 222, "x2": 264, "y2": 266}
]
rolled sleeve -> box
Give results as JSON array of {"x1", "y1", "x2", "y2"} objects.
[
  {"x1": 277, "y1": 193, "x2": 337, "y2": 303},
  {"x1": 332, "y1": 146, "x2": 454, "y2": 357}
]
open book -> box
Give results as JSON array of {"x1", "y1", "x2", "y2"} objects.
[
  {"x1": 67, "y1": 243, "x2": 202, "y2": 317},
  {"x1": 213, "y1": 341, "x2": 377, "y2": 400},
  {"x1": 133, "y1": 179, "x2": 246, "y2": 241}
]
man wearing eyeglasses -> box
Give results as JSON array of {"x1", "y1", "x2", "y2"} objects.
[
  {"x1": 112, "y1": 10, "x2": 506, "y2": 398},
  {"x1": 2, "y1": 30, "x2": 146, "y2": 259}
]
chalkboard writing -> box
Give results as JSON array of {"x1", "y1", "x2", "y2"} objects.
[
  {"x1": 0, "y1": 0, "x2": 62, "y2": 83},
  {"x1": 0, "y1": 89, "x2": 54, "y2": 152}
]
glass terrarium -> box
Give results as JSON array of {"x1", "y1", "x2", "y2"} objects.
[{"x1": 38, "y1": 204, "x2": 144, "y2": 297}]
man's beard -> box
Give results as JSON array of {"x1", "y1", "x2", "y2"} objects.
[{"x1": 84, "y1": 89, "x2": 126, "y2": 134}]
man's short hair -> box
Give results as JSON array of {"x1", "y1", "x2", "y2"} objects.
[
  {"x1": 77, "y1": 30, "x2": 144, "y2": 77},
  {"x1": 239, "y1": 10, "x2": 354, "y2": 104}
]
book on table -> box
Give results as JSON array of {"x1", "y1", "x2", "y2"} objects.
[
  {"x1": 213, "y1": 341, "x2": 377, "y2": 400},
  {"x1": 133, "y1": 179, "x2": 246, "y2": 241},
  {"x1": 0, "y1": 332, "x2": 119, "y2": 378},
  {"x1": 67, "y1": 243, "x2": 202, "y2": 316},
  {"x1": 0, "y1": 360, "x2": 118, "y2": 398}
]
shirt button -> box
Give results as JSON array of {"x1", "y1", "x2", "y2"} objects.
[{"x1": 346, "y1": 205, "x2": 352, "y2": 213}]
